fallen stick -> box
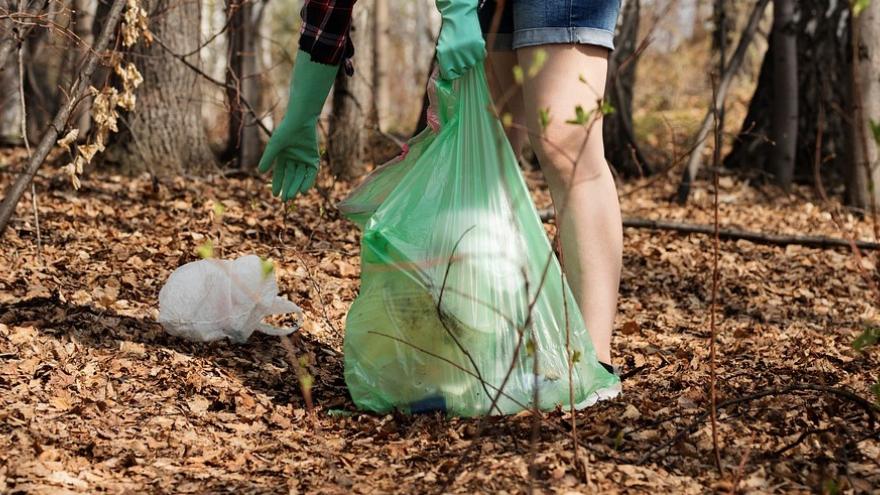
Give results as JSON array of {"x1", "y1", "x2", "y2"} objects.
[
  {"x1": 637, "y1": 382, "x2": 879, "y2": 465},
  {"x1": 0, "y1": 0, "x2": 127, "y2": 237},
  {"x1": 537, "y1": 209, "x2": 880, "y2": 250}
]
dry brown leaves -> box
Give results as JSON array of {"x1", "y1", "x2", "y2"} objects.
[{"x1": 0, "y1": 162, "x2": 878, "y2": 493}]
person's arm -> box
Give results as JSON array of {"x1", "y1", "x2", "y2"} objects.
[
  {"x1": 299, "y1": 0, "x2": 356, "y2": 71},
  {"x1": 258, "y1": 0, "x2": 356, "y2": 201},
  {"x1": 435, "y1": 0, "x2": 486, "y2": 80}
]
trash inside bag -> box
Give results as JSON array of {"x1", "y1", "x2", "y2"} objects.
[
  {"x1": 338, "y1": 66, "x2": 620, "y2": 417},
  {"x1": 158, "y1": 255, "x2": 302, "y2": 343}
]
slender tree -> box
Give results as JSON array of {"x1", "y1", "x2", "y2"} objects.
[
  {"x1": 847, "y1": 0, "x2": 880, "y2": 210},
  {"x1": 769, "y1": 0, "x2": 797, "y2": 188},
  {"x1": 604, "y1": 0, "x2": 648, "y2": 177},
  {"x1": 726, "y1": 0, "x2": 850, "y2": 191},
  {"x1": 225, "y1": 0, "x2": 263, "y2": 169},
  {"x1": 373, "y1": 0, "x2": 389, "y2": 131},
  {"x1": 328, "y1": 0, "x2": 375, "y2": 179}
]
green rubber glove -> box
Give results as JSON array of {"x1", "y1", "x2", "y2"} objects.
[
  {"x1": 258, "y1": 50, "x2": 339, "y2": 202},
  {"x1": 435, "y1": 0, "x2": 486, "y2": 80}
]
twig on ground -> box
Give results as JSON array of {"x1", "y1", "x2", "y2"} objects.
[
  {"x1": 538, "y1": 212, "x2": 880, "y2": 251},
  {"x1": 730, "y1": 431, "x2": 756, "y2": 492},
  {"x1": 293, "y1": 253, "x2": 339, "y2": 336},
  {"x1": 279, "y1": 334, "x2": 316, "y2": 423},
  {"x1": 637, "y1": 383, "x2": 880, "y2": 465}
]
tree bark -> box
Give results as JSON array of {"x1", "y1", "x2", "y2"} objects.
[
  {"x1": 0, "y1": 0, "x2": 50, "y2": 144},
  {"x1": 604, "y1": 0, "x2": 648, "y2": 177},
  {"x1": 225, "y1": 0, "x2": 262, "y2": 169},
  {"x1": 725, "y1": 0, "x2": 850, "y2": 190},
  {"x1": 372, "y1": 0, "x2": 389, "y2": 131},
  {"x1": 0, "y1": 0, "x2": 48, "y2": 70},
  {"x1": 106, "y1": 0, "x2": 216, "y2": 176},
  {"x1": 847, "y1": 0, "x2": 880, "y2": 211},
  {"x1": 0, "y1": 43, "x2": 22, "y2": 144},
  {"x1": 328, "y1": 0, "x2": 374, "y2": 180},
  {"x1": 677, "y1": 0, "x2": 770, "y2": 202},
  {"x1": 769, "y1": 0, "x2": 797, "y2": 188}
]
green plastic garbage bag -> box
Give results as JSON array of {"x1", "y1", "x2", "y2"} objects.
[{"x1": 338, "y1": 65, "x2": 620, "y2": 417}]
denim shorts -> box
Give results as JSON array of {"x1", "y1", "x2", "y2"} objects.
[{"x1": 479, "y1": 0, "x2": 621, "y2": 51}]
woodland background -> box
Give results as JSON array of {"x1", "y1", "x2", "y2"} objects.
[{"x1": 0, "y1": 0, "x2": 879, "y2": 493}]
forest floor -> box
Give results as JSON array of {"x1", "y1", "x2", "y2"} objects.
[{"x1": 1, "y1": 159, "x2": 879, "y2": 494}]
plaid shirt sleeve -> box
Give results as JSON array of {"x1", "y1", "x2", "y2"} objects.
[{"x1": 299, "y1": 0, "x2": 357, "y2": 74}]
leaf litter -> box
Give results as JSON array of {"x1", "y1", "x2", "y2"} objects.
[{"x1": 0, "y1": 165, "x2": 878, "y2": 493}]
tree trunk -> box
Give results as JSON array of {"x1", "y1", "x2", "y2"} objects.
[
  {"x1": 604, "y1": 0, "x2": 647, "y2": 177},
  {"x1": 725, "y1": 0, "x2": 850, "y2": 189},
  {"x1": 373, "y1": 0, "x2": 389, "y2": 131},
  {"x1": 769, "y1": 0, "x2": 797, "y2": 188},
  {"x1": 0, "y1": 34, "x2": 22, "y2": 144},
  {"x1": 106, "y1": 0, "x2": 216, "y2": 175},
  {"x1": 225, "y1": 0, "x2": 262, "y2": 169},
  {"x1": 328, "y1": 0, "x2": 374, "y2": 180},
  {"x1": 847, "y1": 0, "x2": 880, "y2": 210},
  {"x1": 677, "y1": 0, "x2": 770, "y2": 203}
]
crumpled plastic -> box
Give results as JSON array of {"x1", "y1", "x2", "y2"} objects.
[
  {"x1": 337, "y1": 66, "x2": 620, "y2": 417},
  {"x1": 158, "y1": 255, "x2": 301, "y2": 343}
]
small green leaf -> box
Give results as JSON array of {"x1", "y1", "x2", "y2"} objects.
[
  {"x1": 299, "y1": 373, "x2": 314, "y2": 391},
  {"x1": 601, "y1": 100, "x2": 616, "y2": 116},
  {"x1": 613, "y1": 429, "x2": 625, "y2": 450},
  {"x1": 512, "y1": 65, "x2": 524, "y2": 85},
  {"x1": 571, "y1": 350, "x2": 582, "y2": 364},
  {"x1": 196, "y1": 240, "x2": 214, "y2": 259},
  {"x1": 565, "y1": 105, "x2": 592, "y2": 125},
  {"x1": 853, "y1": 0, "x2": 871, "y2": 17},
  {"x1": 502, "y1": 112, "x2": 513, "y2": 128},
  {"x1": 823, "y1": 478, "x2": 840, "y2": 495},
  {"x1": 538, "y1": 108, "x2": 551, "y2": 130},
  {"x1": 260, "y1": 257, "x2": 275, "y2": 279},
  {"x1": 869, "y1": 118, "x2": 880, "y2": 146},
  {"x1": 212, "y1": 200, "x2": 226, "y2": 219},
  {"x1": 853, "y1": 326, "x2": 879, "y2": 352},
  {"x1": 526, "y1": 339, "x2": 535, "y2": 357},
  {"x1": 527, "y1": 49, "x2": 547, "y2": 77}
]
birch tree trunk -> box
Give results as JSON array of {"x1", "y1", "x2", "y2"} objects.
[
  {"x1": 726, "y1": 0, "x2": 850, "y2": 189},
  {"x1": 847, "y1": 0, "x2": 880, "y2": 210}
]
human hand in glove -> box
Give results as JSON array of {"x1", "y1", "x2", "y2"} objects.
[
  {"x1": 258, "y1": 50, "x2": 339, "y2": 201},
  {"x1": 435, "y1": 0, "x2": 486, "y2": 80}
]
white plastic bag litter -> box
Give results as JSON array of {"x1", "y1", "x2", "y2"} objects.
[{"x1": 158, "y1": 255, "x2": 302, "y2": 343}]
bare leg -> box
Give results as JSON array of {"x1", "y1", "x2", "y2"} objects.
[{"x1": 517, "y1": 44, "x2": 622, "y2": 364}]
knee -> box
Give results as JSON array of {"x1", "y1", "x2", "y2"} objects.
[{"x1": 531, "y1": 124, "x2": 609, "y2": 186}]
